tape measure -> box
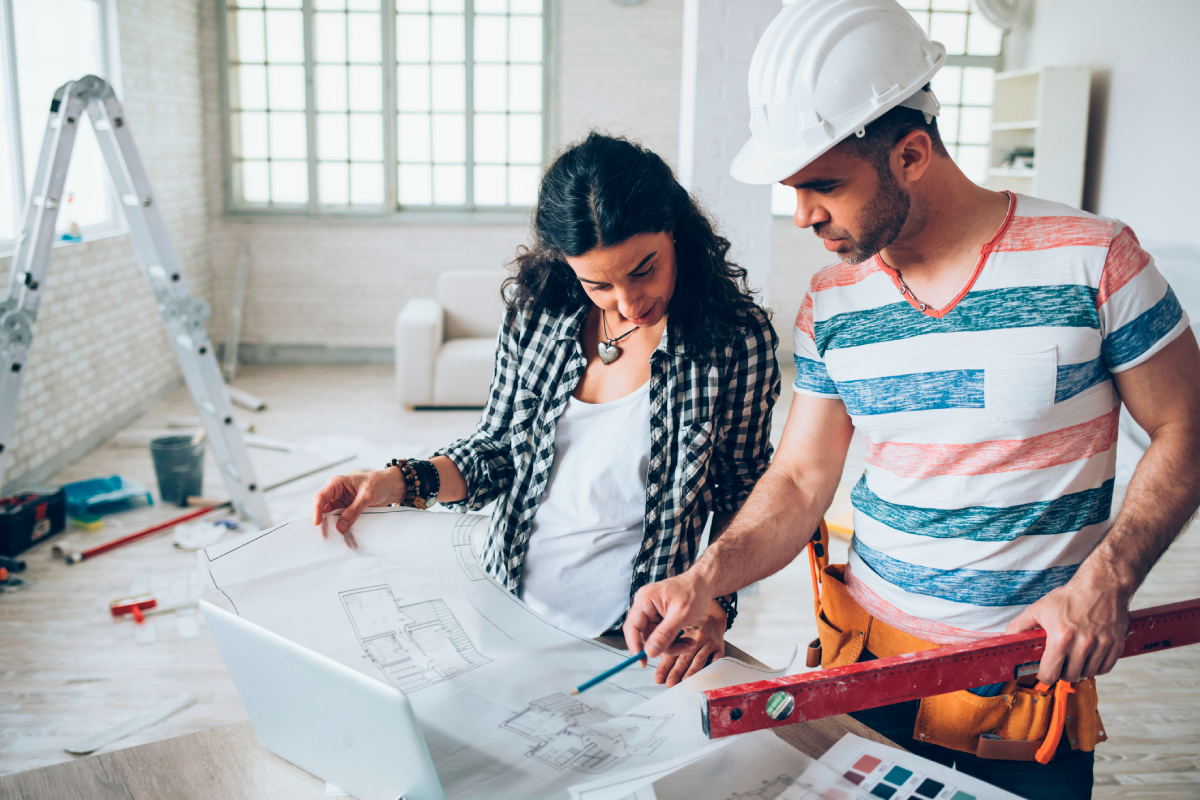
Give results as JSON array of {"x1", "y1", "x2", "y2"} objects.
[{"x1": 702, "y1": 597, "x2": 1200, "y2": 739}]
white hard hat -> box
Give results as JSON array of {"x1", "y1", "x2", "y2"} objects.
[{"x1": 730, "y1": 0, "x2": 947, "y2": 185}]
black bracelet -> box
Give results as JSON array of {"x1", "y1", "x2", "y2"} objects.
[
  {"x1": 715, "y1": 592, "x2": 738, "y2": 632},
  {"x1": 411, "y1": 459, "x2": 440, "y2": 501},
  {"x1": 385, "y1": 458, "x2": 440, "y2": 510}
]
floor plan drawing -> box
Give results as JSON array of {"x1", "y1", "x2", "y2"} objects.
[
  {"x1": 453, "y1": 516, "x2": 488, "y2": 582},
  {"x1": 340, "y1": 585, "x2": 491, "y2": 693},
  {"x1": 500, "y1": 693, "x2": 670, "y2": 774},
  {"x1": 726, "y1": 775, "x2": 795, "y2": 800}
]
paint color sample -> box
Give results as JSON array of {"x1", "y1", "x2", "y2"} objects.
[
  {"x1": 871, "y1": 785, "x2": 897, "y2": 799},
  {"x1": 842, "y1": 771, "x2": 865, "y2": 785},
  {"x1": 950, "y1": 792, "x2": 976, "y2": 800},
  {"x1": 854, "y1": 755, "x2": 883, "y2": 773},
  {"x1": 884, "y1": 766, "x2": 914, "y2": 785},
  {"x1": 915, "y1": 778, "x2": 945, "y2": 797}
]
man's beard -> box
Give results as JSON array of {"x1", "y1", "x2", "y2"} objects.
[{"x1": 816, "y1": 165, "x2": 911, "y2": 265}]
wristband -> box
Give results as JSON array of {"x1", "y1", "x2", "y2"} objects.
[{"x1": 716, "y1": 592, "x2": 738, "y2": 632}]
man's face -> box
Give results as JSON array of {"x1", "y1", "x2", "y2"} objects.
[{"x1": 779, "y1": 146, "x2": 911, "y2": 265}]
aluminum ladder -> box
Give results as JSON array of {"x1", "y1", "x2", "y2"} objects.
[{"x1": 0, "y1": 75, "x2": 271, "y2": 527}]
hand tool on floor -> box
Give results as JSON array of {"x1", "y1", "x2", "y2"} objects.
[
  {"x1": 110, "y1": 594, "x2": 158, "y2": 619},
  {"x1": 0, "y1": 566, "x2": 33, "y2": 592},
  {"x1": 0, "y1": 75, "x2": 270, "y2": 527},
  {"x1": 0, "y1": 554, "x2": 25, "y2": 571},
  {"x1": 64, "y1": 454, "x2": 356, "y2": 564},
  {"x1": 701, "y1": 597, "x2": 1200, "y2": 740}
]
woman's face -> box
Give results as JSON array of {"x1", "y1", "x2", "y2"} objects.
[{"x1": 565, "y1": 231, "x2": 677, "y2": 327}]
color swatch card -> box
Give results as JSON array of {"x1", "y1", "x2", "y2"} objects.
[{"x1": 791, "y1": 734, "x2": 1022, "y2": 800}]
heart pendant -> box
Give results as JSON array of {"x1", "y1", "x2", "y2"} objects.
[{"x1": 597, "y1": 341, "x2": 620, "y2": 365}]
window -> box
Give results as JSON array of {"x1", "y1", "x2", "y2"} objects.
[
  {"x1": 772, "y1": 0, "x2": 1003, "y2": 216},
  {"x1": 0, "y1": 0, "x2": 120, "y2": 252},
  {"x1": 222, "y1": 0, "x2": 550, "y2": 215},
  {"x1": 905, "y1": 0, "x2": 1001, "y2": 184}
]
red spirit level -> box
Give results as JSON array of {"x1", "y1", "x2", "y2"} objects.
[{"x1": 702, "y1": 597, "x2": 1200, "y2": 739}]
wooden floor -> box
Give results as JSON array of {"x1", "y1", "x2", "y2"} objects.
[{"x1": 1, "y1": 364, "x2": 1197, "y2": 797}]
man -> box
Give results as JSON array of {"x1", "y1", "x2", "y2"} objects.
[{"x1": 623, "y1": 1, "x2": 1200, "y2": 798}]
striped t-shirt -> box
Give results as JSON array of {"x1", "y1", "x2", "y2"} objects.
[{"x1": 793, "y1": 192, "x2": 1190, "y2": 643}]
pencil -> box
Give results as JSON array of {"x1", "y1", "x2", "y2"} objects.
[{"x1": 571, "y1": 650, "x2": 646, "y2": 695}]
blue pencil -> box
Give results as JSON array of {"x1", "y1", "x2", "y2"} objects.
[{"x1": 571, "y1": 650, "x2": 646, "y2": 695}]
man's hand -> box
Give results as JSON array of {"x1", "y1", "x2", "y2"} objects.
[
  {"x1": 652, "y1": 599, "x2": 728, "y2": 686},
  {"x1": 623, "y1": 573, "x2": 715, "y2": 660},
  {"x1": 312, "y1": 467, "x2": 405, "y2": 534},
  {"x1": 1005, "y1": 567, "x2": 1130, "y2": 684}
]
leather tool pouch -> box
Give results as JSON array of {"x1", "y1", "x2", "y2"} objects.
[{"x1": 812, "y1": 563, "x2": 1106, "y2": 761}]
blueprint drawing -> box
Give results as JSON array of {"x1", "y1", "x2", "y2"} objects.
[
  {"x1": 341, "y1": 585, "x2": 490, "y2": 693},
  {"x1": 633, "y1": 730, "x2": 811, "y2": 800},
  {"x1": 727, "y1": 775, "x2": 795, "y2": 800},
  {"x1": 200, "y1": 509, "x2": 796, "y2": 799},
  {"x1": 501, "y1": 693, "x2": 669, "y2": 774},
  {"x1": 453, "y1": 516, "x2": 488, "y2": 581}
]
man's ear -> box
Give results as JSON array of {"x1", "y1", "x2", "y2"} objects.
[{"x1": 893, "y1": 129, "x2": 934, "y2": 183}]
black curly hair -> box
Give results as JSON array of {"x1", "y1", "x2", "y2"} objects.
[{"x1": 504, "y1": 131, "x2": 764, "y2": 364}]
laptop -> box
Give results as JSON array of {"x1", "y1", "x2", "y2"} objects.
[{"x1": 200, "y1": 600, "x2": 445, "y2": 800}]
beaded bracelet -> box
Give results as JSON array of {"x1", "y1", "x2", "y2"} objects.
[{"x1": 385, "y1": 458, "x2": 440, "y2": 510}]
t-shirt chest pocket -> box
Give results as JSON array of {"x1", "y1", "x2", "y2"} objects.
[{"x1": 985, "y1": 346, "x2": 1058, "y2": 423}]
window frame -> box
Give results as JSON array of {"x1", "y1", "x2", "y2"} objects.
[
  {"x1": 0, "y1": 0, "x2": 125, "y2": 257},
  {"x1": 217, "y1": 0, "x2": 557, "y2": 222}
]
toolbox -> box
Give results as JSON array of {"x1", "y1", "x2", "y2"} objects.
[{"x1": 0, "y1": 487, "x2": 67, "y2": 556}]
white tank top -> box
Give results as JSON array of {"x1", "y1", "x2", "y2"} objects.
[{"x1": 520, "y1": 380, "x2": 651, "y2": 637}]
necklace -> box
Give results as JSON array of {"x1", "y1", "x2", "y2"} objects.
[
  {"x1": 895, "y1": 279, "x2": 932, "y2": 313},
  {"x1": 597, "y1": 310, "x2": 639, "y2": 365}
]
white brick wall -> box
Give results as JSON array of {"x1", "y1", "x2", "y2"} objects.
[
  {"x1": 768, "y1": 216, "x2": 834, "y2": 360},
  {"x1": 3, "y1": 0, "x2": 213, "y2": 486},
  {"x1": 207, "y1": 223, "x2": 525, "y2": 349},
  {"x1": 557, "y1": 0, "x2": 684, "y2": 166},
  {"x1": 678, "y1": 0, "x2": 777, "y2": 301}
]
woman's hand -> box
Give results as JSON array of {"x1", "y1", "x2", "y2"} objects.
[
  {"x1": 312, "y1": 467, "x2": 405, "y2": 534},
  {"x1": 652, "y1": 599, "x2": 727, "y2": 687}
]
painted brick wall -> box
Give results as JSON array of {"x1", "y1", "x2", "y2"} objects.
[
  {"x1": 678, "y1": 0, "x2": 777, "y2": 302},
  {"x1": 199, "y1": 0, "x2": 688, "y2": 351},
  {"x1": 557, "y1": 0, "x2": 684, "y2": 165},
  {"x1": 768, "y1": 216, "x2": 833, "y2": 361},
  {"x1": 3, "y1": 0, "x2": 212, "y2": 487}
]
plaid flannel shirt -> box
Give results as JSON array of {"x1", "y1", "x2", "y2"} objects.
[{"x1": 436, "y1": 302, "x2": 780, "y2": 610}]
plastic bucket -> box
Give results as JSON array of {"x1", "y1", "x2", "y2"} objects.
[{"x1": 149, "y1": 436, "x2": 205, "y2": 506}]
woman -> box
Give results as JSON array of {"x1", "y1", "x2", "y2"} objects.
[{"x1": 313, "y1": 132, "x2": 779, "y2": 686}]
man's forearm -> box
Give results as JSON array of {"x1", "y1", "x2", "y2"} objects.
[
  {"x1": 1078, "y1": 418, "x2": 1200, "y2": 600},
  {"x1": 692, "y1": 463, "x2": 837, "y2": 598}
]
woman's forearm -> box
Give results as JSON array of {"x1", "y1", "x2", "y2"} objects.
[{"x1": 432, "y1": 455, "x2": 468, "y2": 504}]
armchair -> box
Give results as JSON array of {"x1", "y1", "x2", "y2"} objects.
[{"x1": 395, "y1": 269, "x2": 507, "y2": 408}]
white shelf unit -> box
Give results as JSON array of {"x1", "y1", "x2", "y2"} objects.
[{"x1": 985, "y1": 66, "x2": 1091, "y2": 207}]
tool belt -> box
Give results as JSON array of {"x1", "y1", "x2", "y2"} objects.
[{"x1": 804, "y1": 525, "x2": 1106, "y2": 762}]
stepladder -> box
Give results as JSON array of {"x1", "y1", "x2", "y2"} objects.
[{"x1": 0, "y1": 75, "x2": 272, "y2": 528}]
